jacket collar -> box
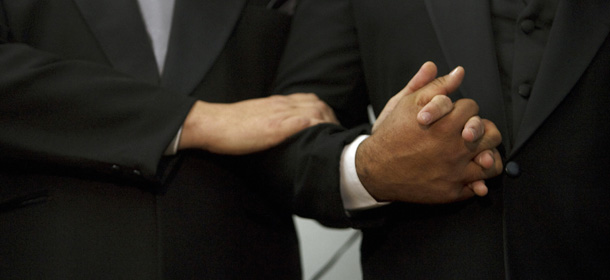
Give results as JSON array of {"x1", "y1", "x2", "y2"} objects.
[
  {"x1": 425, "y1": 0, "x2": 512, "y2": 152},
  {"x1": 425, "y1": 0, "x2": 610, "y2": 157},
  {"x1": 73, "y1": 0, "x2": 247, "y2": 95},
  {"x1": 73, "y1": 0, "x2": 160, "y2": 84},
  {"x1": 512, "y1": 0, "x2": 610, "y2": 155},
  {"x1": 161, "y1": 0, "x2": 246, "y2": 94}
]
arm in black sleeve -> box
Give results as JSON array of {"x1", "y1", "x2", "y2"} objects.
[
  {"x1": 274, "y1": 0, "x2": 369, "y2": 127},
  {"x1": 0, "y1": 18, "x2": 196, "y2": 184},
  {"x1": 253, "y1": 0, "x2": 381, "y2": 227}
]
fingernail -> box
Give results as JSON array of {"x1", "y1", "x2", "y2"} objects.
[
  {"x1": 478, "y1": 151, "x2": 494, "y2": 165},
  {"x1": 450, "y1": 66, "x2": 461, "y2": 76},
  {"x1": 488, "y1": 150, "x2": 495, "y2": 160},
  {"x1": 469, "y1": 128, "x2": 477, "y2": 140},
  {"x1": 477, "y1": 153, "x2": 486, "y2": 165},
  {"x1": 418, "y1": 112, "x2": 431, "y2": 124}
]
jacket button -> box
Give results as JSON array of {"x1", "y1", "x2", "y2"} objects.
[
  {"x1": 505, "y1": 161, "x2": 521, "y2": 177},
  {"x1": 132, "y1": 170, "x2": 142, "y2": 176},
  {"x1": 520, "y1": 19, "x2": 535, "y2": 34},
  {"x1": 518, "y1": 84, "x2": 532, "y2": 98},
  {"x1": 111, "y1": 164, "x2": 121, "y2": 172}
]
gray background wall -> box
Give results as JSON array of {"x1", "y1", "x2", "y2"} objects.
[{"x1": 295, "y1": 217, "x2": 362, "y2": 280}]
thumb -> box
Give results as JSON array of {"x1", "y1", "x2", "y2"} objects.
[
  {"x1": 402, "y1": 61, "x2": 439, "y2": 95},
  {"x1": 416, "y1": 66, "x2": 465, "y2": 125},
  {"x1": 373, "y1": 61, "x2": 438, "y2": 132},
  {"x1": 417, "y1": 66, "x2": 464, "y2": 103}
]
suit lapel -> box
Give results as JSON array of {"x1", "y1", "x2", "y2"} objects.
[
  {"x1": 425, "y1": 0, "x2": 512, "y2": 152},
  {"x1": 73, "y1": 0, "x2": 159, "y2": 83},
  {"x1": 511, "y1": 0, "x2": 610, "y2": 156},
  {"x1": 161, "y1": 0, "x2": 247, "y2": 95}
]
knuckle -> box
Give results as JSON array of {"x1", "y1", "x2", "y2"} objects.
[
  {"x1": 306, "y1": 93, "x2": 319, "y2": 99},
  {"x1": 483, "y1": 120, "x2": 502, "y2": 143},
  {"x1": 456, "y1": 98, "x2": 479, "y2": 113},
  {"x1": 306, "y1": 107, "x2": 324, "y2": 119},
  {"x1": 432, "y1": 76, "x2": 447, "y2": 87},
  {"x1": 467, "y1": 117, "x2": 482, "y2": 130},
  {"x1": 434, "y1": 95, "x2": 453, "y2": 111},
  {"x1": 496, "y1": 160, "x2": 504, "y2": 174},
  {"x1": 314, "y1": 100, "x2": 328, "y2": 110},
  {"x1": 315, "y1": 109, "x2": 324, "y2": 119},
  {"x1": 491, "y1": 130, "x2": 502, "y2": 144},
  {"x1": 269, "y1": 95, "x2": 287, "y2": 103},
  {"x1": 294, "y1": 92, "x2": 318, "y2": 101},
  {"x1": 428, "y1": 76, "x2": 453, "y2": 96},
  {"x1": 434, "y1": 94, "x2": 451, "y2": 103}
]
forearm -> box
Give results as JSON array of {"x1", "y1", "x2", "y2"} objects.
[{"x1": 248, "y1": 123, "x2": 370, "y2": 227}]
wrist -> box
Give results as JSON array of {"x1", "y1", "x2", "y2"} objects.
[
  {"x1": 178, "y1": 100, "x2": 214, "y2": 151},
  {"x1": 355, "y1": 136, "x2": 393, "y2": 202}
]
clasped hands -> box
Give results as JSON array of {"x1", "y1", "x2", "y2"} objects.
[
  {"x1": 178, "y1": 61, "x2": 502, "y2": 204},
  {"x1": 357, "y1": 62, "x2": 502, "y2": 204}
]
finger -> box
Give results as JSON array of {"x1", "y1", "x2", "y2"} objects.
[
  {"x1": 453, "y1": 184, "x2": 476, "y2": 202},
  {"x1": 299, "y1": 102, "x2": 339, "y2": 124},
  {"x1": 374, "y1": 62, "x2": 438, "y2": 131},
  {"x1": 417, "y1": 94, "x2": 453, "y2": 125},
  {"x1": 314, "y1": 101, "x2": 340, "y2": 124},
  {"x1": 284, "y1": 93, "x2": 326, "y2": 109},
  {"x1": 372, "y1": 93, "x2": 401, "y2": 132},
  {"x1": 321, "y1": 108, "x2": 339, "y2": 124},
  {"x1": 252, "y1": 114, "x2": 314, "y2": 153},
  {"x1": 284, "y1": 94, "x2": 340, "y2": 125},
  {"x1": 462, "y1": 116, "x2": 484, "y2": 142},
  {"x1": 284, "y1": 92, "x2": 321, "y2": 102},
  {"x1": 466, "y1": 180, "x2": 489, "y2": 196},
  {"x1": 402, "y1": 61, "x2": 438, "y2": 95},
  {"x1": 291, "y1": 105, "x2": 339, "y2": 125},
  {"x1": 434, "y1": 98, "x2": 479, "y2": 135},
  {"x1": 373, "y1": 91, "x2": 409, "y2": 132},
  {"x1": 313, "y1": 109, "x2": 339, "y2": 125},
  {"x1": 473, "y1": 150, "x2": 495, "y2": 169},
  {"x1": 490, "y1": 148, "x2": 503, "y2": 175},
  {"x1": 277, "y1": 115, "x2": 312, "y2": 138},
  {"x1": 464, "y1": 148, "x2": 503, "y2": 182},
  {"x1": 415, "y1": 66, "x2": 465, "y2": 107},
  {"x1": 471, "y1": 119, "x2": 502, "y2": 152}
]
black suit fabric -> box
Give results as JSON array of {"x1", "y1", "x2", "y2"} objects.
[
  {"x1": 0, "y1": 0, "x2": 300, "y2": 279},
  {"x1": 272, "y1": 0, "x2": 610, "y2": 279}
]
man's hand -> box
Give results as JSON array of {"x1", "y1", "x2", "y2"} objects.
[
  {"x1": 356, "y1": 63, "x2": 502, "y2": 204},
  {"x1": 374, "y1": 62, "x2": 498, "y2": 197},
  {"x1": 179, "y1": 93, "x2": 338, "y2": 155}
]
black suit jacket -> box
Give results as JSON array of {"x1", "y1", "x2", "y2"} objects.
[
  {"x1": 271, "y1": 0, "x2": 610, "y2": 278},
  {"x1": 0, "y1": 0, "x2": 300, "y2": 279}
]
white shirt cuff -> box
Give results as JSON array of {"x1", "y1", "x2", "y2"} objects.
[
  {"x1": 340, "y1": 135, "x2": 390, "y2": 211},
  {"x1": 163, "y1": 126, "x2": 183, "y2": 156}
]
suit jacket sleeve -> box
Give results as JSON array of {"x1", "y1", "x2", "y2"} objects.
[
  {"x1": 0, "y1": 15, "x2": 196, "y2": 184},
  {"x1": 254, "y1": 0, "x2": 378, "y2": 227}
]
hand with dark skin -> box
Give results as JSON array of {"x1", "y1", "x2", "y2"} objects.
[{"x1": 357, "y1": 62, "x2": 503, "y2": 204}]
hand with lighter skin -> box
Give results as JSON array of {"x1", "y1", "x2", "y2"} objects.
[
  {"x1": 178, "y1": 93, "x2": 339, "y2": 155},
  {"x1": 358, "y1": 62, "x2": 503, "y2": 204}
]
